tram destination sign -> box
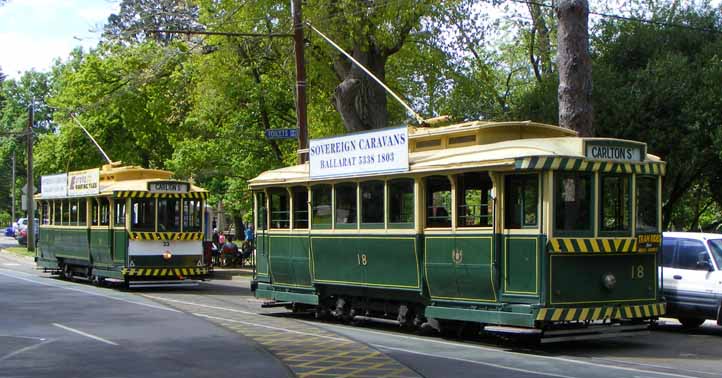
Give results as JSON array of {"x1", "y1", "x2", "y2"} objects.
[
  {"x1": 584, "y1": 141, "x2": 644, "y2": 162},
  {"x1": 148, "y1": 181, "x2": 190, "y2": 193},
  {"x1": 265, "y1": 128, "x2": 298, "y2": 140},
  {"x1": 309, "y1": 126, "x2": 409, "y2": 179},
  {"x1": 40, "y1": 173, "x2": 68, "y2": 198}
]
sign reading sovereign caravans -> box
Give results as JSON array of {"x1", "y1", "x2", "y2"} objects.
[
  {"x1": 67, "y1": 168, "x2": 100, "y2": 197},
  {"x1": 309, "y1": 126, "x2": 409, "y2": 179}
]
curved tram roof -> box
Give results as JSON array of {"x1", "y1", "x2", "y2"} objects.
[{"x1": 250, "y1": 121, "x2": 665, "y2": 188}]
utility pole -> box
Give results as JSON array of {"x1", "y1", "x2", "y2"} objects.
[
  {"x1": 291, "y1": 0, "x2": 308, "y2": 164},
  {"x1": 26, "y1": 105, "x2": 34, "y2": 252},
  {"x1": 11, "y1": 151, "x2": 15, "y2": 226}
]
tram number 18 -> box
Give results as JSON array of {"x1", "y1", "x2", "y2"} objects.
[
  {"x1": 357, "y1": 253, "x2": 368, "y2": 266},
  {"x1": 631, "y1": 265, "x2": 645, "y2": 279}
]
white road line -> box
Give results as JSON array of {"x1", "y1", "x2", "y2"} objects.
[
  {"x1": 0, "y1": 269, "x2": 180, "y2": 313},
  {"x1": 52, "y1": 323, "x2": 118, "y2": 346},
  {"x1": 143, "y1": 295, "x2": 256, "y2": 315},
  {"x1": 305, "y1": 321, "x2": 704, "y2": 378},
  {"x1": 193, "y1": 313, "x2": 348, "y2": 342},
  {"x1": 590, "y1": 357, "x2": 720, "y2": 377},
  {"x1": 0, "y1": 339, "x2": 55, "y2": 362},
  {"x1": 2, "y1": 263, "x2": 20, "y2": 266},
  {"x1": 373, "y1": 344, "x2": 579, "y2": 378}
]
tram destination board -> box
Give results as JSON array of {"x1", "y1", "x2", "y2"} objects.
[{"x1": 264, "y1": 128, "x2": 299, "y2": 140}]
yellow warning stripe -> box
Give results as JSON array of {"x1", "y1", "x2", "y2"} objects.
[
  {"x1": 514, "y1": 157, "x2": 666, "y2": 176},
  {"x1": 121, "y1": 267, "x2": 208, "y2": 277},
  {"x1": 536, "y1": 303, "x2": 666, "y2": 321},
  {"x1": 128, "y1": 232, "x2": 204, "y2": 241},
  {"x1": 548, "y1": 238, "x2": 649, "y2": 253},
  {"x1": 115, "y1": 191, "x2": 208, "y2": 199}
]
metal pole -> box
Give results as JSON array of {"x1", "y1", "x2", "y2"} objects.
[
  {"x1": 292, "y1": 0, "x2": 308, "y2": 164},
  {"x1": 11, "y1": 151, "x2": 15, "y2": 227},
  {"x1": 26, "y1": 105, "x2": 35, "y2": 252}
]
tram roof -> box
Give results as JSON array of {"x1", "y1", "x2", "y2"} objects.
[{"x1": 249, "y1": 121, "x2": 662, "y2": 187}]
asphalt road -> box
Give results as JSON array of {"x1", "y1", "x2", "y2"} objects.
[{"x1": 2, "y1": 235, "x2": 722, "y2": 378}]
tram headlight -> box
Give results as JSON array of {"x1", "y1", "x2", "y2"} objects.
[
  {"x1": 162, "y1": 250, "x2": 173, "y2": 260},
  {"x1": 602, "y1": 272, "x2": 616, "y2": 290}
]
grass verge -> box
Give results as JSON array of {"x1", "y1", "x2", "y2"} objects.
[{"x1": 4, "y1": 246, "x2": 35, "y2": 258}]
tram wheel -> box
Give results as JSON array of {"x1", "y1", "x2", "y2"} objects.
[{"x1": 679, "y1": 317, "x2": 705, "y2": 329}]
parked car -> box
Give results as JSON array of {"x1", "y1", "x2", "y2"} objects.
[
  {"x1": 661, "y1": 232, "x2": 722, "y2": 328},
  {"x1": 16, "y1": 226, "x2": 38, "y2": 247},
  {"x1": 12, "y1": 217, "x2": 27, "y2": 237},
  {"x1": 5, "y1": 226, "x2": 14, "y2": 237}
]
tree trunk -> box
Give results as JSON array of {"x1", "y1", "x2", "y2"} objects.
[
  {"x1": 556, "y1": 0, "x2": 593, "y2": 136},
  {"x1": 333, "y1": 46, "x2": 389, "y2": 132}
]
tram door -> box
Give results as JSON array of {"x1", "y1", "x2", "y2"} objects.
[
  {"x1": 255, "y1": 192, "x2": 270, "y2": 281},
  {"x1": 500, "y1": 174, "x2": 541, "y2": 298}
]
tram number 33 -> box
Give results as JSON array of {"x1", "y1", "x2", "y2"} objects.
[
  {"x1": 631, "y1": 265, "x2": 645, "y2": 279},
  {"x1": 357, "y1": 253, "x2": 368, "y2": 266}
]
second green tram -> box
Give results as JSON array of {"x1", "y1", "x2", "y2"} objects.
[
  {"x1": 35, "y1": 163, "x2": 209, "y2": 288},
  {"x1": 250, "y1": 121, "x2": 666, "y2": 342}
]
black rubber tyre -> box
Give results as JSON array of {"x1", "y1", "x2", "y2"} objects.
[{"x1": 679, "y1": 317, "x2": 705, "y2": 329}]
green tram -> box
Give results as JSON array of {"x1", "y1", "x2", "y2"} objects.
[
  {"x1": 249, "y1": 121, "x2": 666, "y2": 342},
  {"x1": 35, "y1": 163, "x2": 210, "y2": 288}
]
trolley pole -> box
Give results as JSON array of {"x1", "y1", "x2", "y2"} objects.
[
  {"x1": 26, "y1": 105, "x2": 34, "y2": 252},
  {"x1": 292, "y1": 0, "x2": 308, "y2": 164}
]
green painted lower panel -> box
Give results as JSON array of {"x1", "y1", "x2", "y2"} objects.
[
  {"x1": 256, "y1": 231, "x2": 270, "y2": 281},
  {"x1": 36, "y1": 257, "x2": 59, "y2": 269},
  {"x1": 113, "y1": 230, "x2": 128, "y2": 264},
  {"x1": 425, "y1": 305, "x2": 535, "y2": 328},
  {"x1": 311, "y1": 235, "x2": 420, "y2": 289},
  {"x1": 255, "y1": 288, "x2": 319, "y2": 305},
  {"x1": 39, "y1": 227, "x2": 90, "y2": 263},
  {"x1": 425, "y1": 235, "x2": 496, "y2": 302},
  {"x1": 549, "y1": 253, "x2": 657, "y2": 305},
  {"x1": 269, "y1": 235, "x2": 311, "y2": 287},
  {"x1": 92, "y1": 268, "x2": 123, "y2": 279},
  {"x1": 90, "y1": 229, "x2": 113, "y2": 266},
  {"x1": 504, "y1": 236, "x2": 540, "y2": 295}
]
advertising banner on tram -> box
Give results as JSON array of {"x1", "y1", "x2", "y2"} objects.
[
  {"x1": 40, "y1": 173, "x2": 68, "y2": 198},
  {"x1": 67, "y1": 168, "x2": 100, "y2": 196},
  {"x1": 309, "y1": 126, "x2": 409, "y2": 179}
]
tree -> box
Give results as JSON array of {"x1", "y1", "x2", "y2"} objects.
[
  {"x1": 556, "y1": 0, "x2": 593, "y2": 136},
  {"x1": 103, "y1": 0, "x2": 202, "y2": 45}
]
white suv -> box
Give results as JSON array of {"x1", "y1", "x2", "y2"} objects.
[{"x1": 662, "y1": 232, "x2": 722, "y2": 328}]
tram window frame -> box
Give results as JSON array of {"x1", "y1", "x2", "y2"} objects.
[
  {"x1": 311, "y1": 185, "x2": 332, "y2": 229},
  {"x1": 256, "y1": 192, "x2": 268, "y2": 231},
  {"x1": 291, "y1": 186, "x2": 309, "y2": 229},
  {"x1": 335, "y1": 182, "x2": 358, "y2": 229},
  {"x1": 269, "y1": 189, "x2": 290, "y2": 229},
  {"x1": 79, "y1": 198, "x2": 88, "y2": 226},
  {"x1": 100, "y1": 198, "x2": 111, "y2": 226},
  {"x1": 130, "y1": 198, "x2": 155, "y2": 231},
  {"x1": 456, "y1": 172, "x2": 493, "y2": 228},
  {"x1": 425, "y1": 176, "x2": 452, "y2": 228},
  {"x1": 91, "y1": 199, "x2": 99, "y2": 226},
  {"x1": 70, "y1": 200, "x2": 79, "y2": 225},
  {"x1": 361, "y1": 180, "x2": 384, "y2": 229},
  {"x1": 636, "y1": 175, "x2": 659, "y2": 234},
  {"x1": 41, "y1": 202, "x2": 51, "y2": 225},
  {"x1": 182, "y1": 199, "x2": 202, "y2": 232},
  {"x1": 504, "y1": 174, "x2": 539, "y2": 229},
  {"x1": 157, "y1": 198, "x2": 181, "y2": 232},
  {"x1": 553, "y1": 171, "x2": 593, "y2": 236},
  {"x1": 388, "y1": 178, "x2": 414, "y2": 229},
  {"x1": 62, "y1": 200, "x2": 71, "y2": 226},
  {"x1": 54, "y1": 201, "x2": 62, "y2": 225},
  {"x1": 599, "y1": 174, "x2": 631, "y2": 236}
]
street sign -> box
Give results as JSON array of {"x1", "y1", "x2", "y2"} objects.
[
  {"x1": 21, "y1": 183, "x2": 37, "y2": 195},
  {"x1": 265, "y1": 128, "x2": 299, "y2": 140}
]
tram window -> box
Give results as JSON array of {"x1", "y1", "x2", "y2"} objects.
[
  {"x1": 311, "y1": 185, "x2": 332, "y2": 228},
  {"x1": 425, "y1": 176, "x2": 451, "y2": 228},
  {"x1": 91, "y1": 200, "x2": 99, "y2": 226},
  {"x1": 131, "y1": 199, "x2": 154, "y2": 231},
  {"x1": 182, "y1": 199, "x2": 202, "y2": 232},
  {"x1": 269, "y1": 189, "x2": 290, "y2": 229},
  {"x1": 636, "y1": 176, "x2": 658, "y2": 233},
  {"x1": 62, "y1": 200, "x2": 71, "y2": 226},
  {"x1": 100, "y1": 198, "x2": 110, "y2": 226},
  {"x1": 79, "y1": 199, "x2": 87, "y2": 226},
  {"x1": 361, "y1": 181, "x2": 384, "y2": 226},
  {"x1": 335, "y1": 183, "x2": 357, "y2": 228},
  {"x1": 114, "y1": 200, "x2": 126, "y2": 227},
  {"x1": 256, "y1": 192, "x2": 267, "y2": 230},
  {"x1": 54, "y1": 201, "x2": 62, "y2": 225},
  {"x1": 389, "y1": 179, "x2": 414, "y2": 226},
  {"x1": 70, "y1": 200, "x2": 79, "y2": 225},
  {"x1": 292, "y1": 187, "x2": 309, "y2": 229},
  {"x1": 555, "y1": 172, "x2": 592, "y2": 233},
  {"x1": 600, "y1": 175, "x2": 630, "y2": 233},
  {"x1": 41, "y1": 202, "x2": 50, "y2": 225},
  {"x1": 158, "y1": 198, "x2": 181, "y2": 232},
  {"x1": 504, "y1": 174, "x2": 538, "y2": 229},
  {"x1": 457, "y1": 173, "x2": 493, "y2": 227}
]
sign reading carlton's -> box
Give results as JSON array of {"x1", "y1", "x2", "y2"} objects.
[
  {"x1": 585, "y1": 141, "x2": 644, "y2": 162},
  {"x1": 68, "y1": 168, "x2": 100, "y2": 196},
  {"x1": 148, "y1": 181, "x2": 190, "y2": 193},
  {"x1": 41, "y1": 173, "x2": 68, "y2": 198},
  {"x1": 309, "y1": 126, "x2": 409, "y2": 179}
]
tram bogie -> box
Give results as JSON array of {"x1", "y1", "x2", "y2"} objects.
[{"x1": 250, "y1": 121, "x2": 666, "y2": 342}]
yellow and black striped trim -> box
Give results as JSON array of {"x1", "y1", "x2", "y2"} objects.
[
  {"x1": 515, "y1": 156, "x2": 666, "y2": 176},
  {"x1": 121, "y1": 267, "x2": 208, "y2": 277},
  {"x1": 128, "y1": 232, "x2": 204, "y2": 241},
  {"x1": 114, "y1": 191, "x2": 208, "y2": 199},
  {"x1": 536, "y1": 303, "x2": 665, "y2": 322},
  {"x1": 548, "y1": 238, "x2": 647, "y2": 253}
]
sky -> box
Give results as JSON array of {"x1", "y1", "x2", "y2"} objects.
[{"x1": 0, "y1": 0, "x2": 119, "y2": 79}]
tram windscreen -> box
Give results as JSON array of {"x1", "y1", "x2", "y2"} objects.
[
  {"x1": 183, "y1": 199, "x2": 202, "y2": 232},
  {"x1": 131, "y1": 198, "x2": 154, "y2": 231},
  {"x1": 389, "y1": 179, "x2": 414, "y2": 226},
  {"x1": 600, "y1": 175, "x2": 630, "y2": 233},
  {"x1": 115, "y1": 201, "x2": 126, "y2": 227},
  {"x1": 256, "y1": 192, "x2": 267, "y2": 230},
  {"x1": 158, "y1": 198, "x2": 181, "y2": 232},
  {"x1": 425, "y1": 176, "x2": 451, "y2": 228},
  {"x1": 335, "y1": 183, "x2": 357, "y2": 227},
  {"x1": 555, "y1": 172, "x2": 592, "y2": 232},
  {"x1": 361, "y1": 181, "x2": 384, "y2": 225},
  {"x1": 636, "y1": 176, "x2": 658, "y2": 233},
  {"x1": 270, "y1": 190, "x2": 290, "y2": 229},
  {"x1": 292, "y1": 187, "x2": 309, "y2": 229},
  {"x1": 312, "y1": 185, "x2": 332, "y2": 228}
]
